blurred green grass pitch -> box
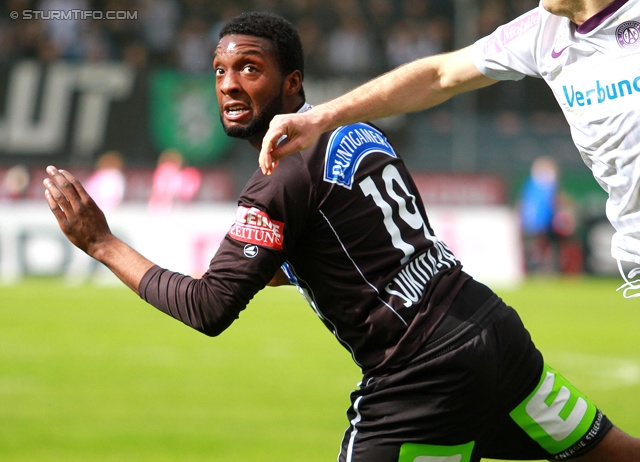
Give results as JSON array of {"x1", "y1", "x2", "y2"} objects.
[{"x1": 1, "y1": 277, "x2": 639, "y2": 461}]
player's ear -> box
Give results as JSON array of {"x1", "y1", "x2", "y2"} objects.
[{"x1": 283, "y1": 70, "x2": 302, "y2": 96}]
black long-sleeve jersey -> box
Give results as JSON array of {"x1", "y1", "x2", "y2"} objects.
[{"x1": 140, "y1": 120, "x2": 470, "y2": 377}]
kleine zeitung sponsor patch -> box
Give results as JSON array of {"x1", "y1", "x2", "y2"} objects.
[{"x1": 228, "y1": 206, "x2": 284, "y2": 250}]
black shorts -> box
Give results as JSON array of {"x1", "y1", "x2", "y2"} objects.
[{"x1": 338, "y1": 279, "x2": 613, "y2": 462}]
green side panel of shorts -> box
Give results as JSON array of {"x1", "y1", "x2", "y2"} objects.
[
  {"x1": 398, "y1": 441, "x2": 475, "y2": 462},
  {"x1": 510, "y1": 363, "x2": 597, "y2": 454}
]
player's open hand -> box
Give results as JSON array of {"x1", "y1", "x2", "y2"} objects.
[
  {"x1": 43, "y1": 165, "x2": 113, "y2": 256},
  {"x1": 259, "y1": 111, "x2": 324, "y2": 175}
]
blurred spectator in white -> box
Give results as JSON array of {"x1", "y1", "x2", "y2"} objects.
[
  {"x1": 138, "y1": 0, "x2": 181, "y2": 66},
  {"x1": 386, "y1": 17, "x2": 448, "y2": 68},
  {"x1": 208, "y1": 4, "x2": 244, "y2": 48},
  {"x1": 294, "y1": 15, "x2": 328, "y2": 77},
  {"x1": 174, "y1": 17, "x2": 211, "y2": 73},
  {"x1": 0, "y1": 164, "x2": 30, "y2": 202},
  {"x1": 102, "y1": 0, "x2": 138, "y2": 56},
  {"x1": 363, "y1": 0, "x2": 395, "y2": 73},
  {"x1": 149, "y1": 149, "x2": 201, "y2": 214},
  {"x1": 82, "y1": 22, "x2": 114, "y2": 61},
  {"x1": 8, "y1": 3, "x2": 50, "y2": 61},
  {"x1": 0, "y1": 0, "x2": 30, "y2": 62},
  {"x1": 86, "y1": 151, "x2": 126, "y2": 212},
  {"x1": 326, "y1": 14, "x2": 375, "y2": 77},
  {"x1": 38, "y1": 0, "x2": 88, "y2": 59}
]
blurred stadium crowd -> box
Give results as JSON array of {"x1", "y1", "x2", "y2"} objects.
[
  {"x1": 0, "y1": 0, "x2": 601, "y2": 191},
  {"x1": 0, "y1": 1, "x2": 616, "y2": 276},
  {"x1": 0, "y1": 0, "x2": 574, "y2": 171},
  {"x1": 1, "y1": 0, "x2": 539, "y2": 78}
]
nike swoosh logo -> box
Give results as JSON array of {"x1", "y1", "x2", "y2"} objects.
[{"x1": 551, "y1": 45, "x2": 571, "y2": 58}]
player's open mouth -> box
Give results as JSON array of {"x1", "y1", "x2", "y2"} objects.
[{"x1": 224, "y1": 104, "x2": 250, "y2": 121}]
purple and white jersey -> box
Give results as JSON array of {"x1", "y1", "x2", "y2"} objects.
[{"x1": 472, "y1": 0, "x2": 640, "y2": 263}]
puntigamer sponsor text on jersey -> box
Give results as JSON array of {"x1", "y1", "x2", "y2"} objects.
[{"x1": 324, "y1": 123, "x2": 396, "y2": 189}]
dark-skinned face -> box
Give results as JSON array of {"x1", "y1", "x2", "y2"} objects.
[{"x1": 214, "y1": 34, "x2": 285, "y2": 145}]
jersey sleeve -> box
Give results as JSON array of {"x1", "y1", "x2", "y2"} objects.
[
  {"x1": 139, "y1": 237, "x2": 284, "y2": 336},
  {"x1": 138, "y1": 154, "x2": 314, "y2": 337},
  {"x1": 472, "y1": 6, "x2": 543, "y2": 80}
]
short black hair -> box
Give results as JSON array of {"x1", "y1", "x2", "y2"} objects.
[{"x1": 219, "y1": 12, "x2": 305, "y2": 97}]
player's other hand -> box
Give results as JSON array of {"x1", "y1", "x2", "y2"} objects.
[
  {"x1": 43, "y1": 165, "x2": 113, "y2": 257},
  {"x1": 259, "y1": 111, "x2": 323, "y2": 175}
]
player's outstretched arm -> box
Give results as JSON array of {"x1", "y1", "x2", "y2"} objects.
[
  {"x1": 43, "y1": 165, "x2": 154, "y2": 294},
  {"x1": 259, "y1": 45, "x2": 496, "y2": 175}
]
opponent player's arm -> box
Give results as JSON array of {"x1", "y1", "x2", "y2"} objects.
[
  {"x1": 43, "y1": 165, "x2": 153, "y2": 294},
  {"x1": 259, "y1": 45, "x2": 498, "y2": 174}
]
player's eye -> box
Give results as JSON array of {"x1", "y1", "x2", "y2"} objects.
[{"x1": 214, "y1": 68, "x2": 224, "y2": 76}]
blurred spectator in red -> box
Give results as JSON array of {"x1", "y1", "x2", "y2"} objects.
[
  {"x1": 148, "y1": 148, "x2": 201, "y2": 214},
  {"x1": 0, "y1": 164, "x2": 30, "y2": 202},
  {"x1": 86, "y1": 150, "x2": 126, "y2": 212}
]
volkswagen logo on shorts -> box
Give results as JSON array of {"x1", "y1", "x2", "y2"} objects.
[
  {"x1": 616, "y1": 21, "x2": 640, "y2": 49},
  {"x1": 244, "y1": 244, "x2": 259, "y2": 258}
]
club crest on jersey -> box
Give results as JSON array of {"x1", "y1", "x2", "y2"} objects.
[
  {"x1": 616, "y1": 21, "x2": 640, "y2": 49},
  {"x1": 228, "y1": 206, "x2": 284, "y2": 250},
  {"x1": 324, "y1": 123, "x2": 396, "y2": 189}
]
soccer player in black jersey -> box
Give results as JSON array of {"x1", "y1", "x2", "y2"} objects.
[{"x1": 44, "y1": 11, "x2": 640, "y2": 462}]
